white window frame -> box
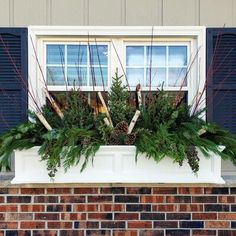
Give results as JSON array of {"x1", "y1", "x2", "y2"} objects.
[{"x1": 28, "y1": 26, "x2": 206, "y2": 112}]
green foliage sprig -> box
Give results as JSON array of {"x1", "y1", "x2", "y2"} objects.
[{"x1": 0, "y1": 74, "x2": 236, "y2": 177}]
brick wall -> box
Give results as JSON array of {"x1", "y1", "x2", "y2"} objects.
[{"x1": 0, "y1": 186, "x2": 236, "y2": 236}]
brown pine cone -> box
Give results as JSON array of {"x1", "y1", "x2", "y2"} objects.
[
  {"x1": 115, "y1": 121, "x2": 128, "y2": 134},
  {"x1": 124, "y1": 133, "x2": 137, "y2": 145}
]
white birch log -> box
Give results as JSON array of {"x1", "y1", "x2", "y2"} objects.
[
  {"x1": 128, "y1": 110, "x2": 141, "y2": 134},
  {"x1": 136, "y1": 84, "x2": 142, "y2": 108},
  {"x1": 103, "y1": 117, "x2": 112, "y2": 127},
  {"x1": 98, "y1": 91, "x2": 113, "y2": 127},
  {"x1": 198, "y1": 128, "x2": 206, "y2": 136},
  {"x1": 35, "y1": 112, "x2": 52, "y2": 131},
  {"x1": 43, "y1": 88, "x2": 64, "y2": 119}
]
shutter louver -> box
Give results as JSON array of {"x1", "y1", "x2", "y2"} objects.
[
  {"x1": 0, "y1": 28, "x2": 28, "y2": 134},
  {"x1": 207, "y1": 28, "x2": 236, "y2": 134}
]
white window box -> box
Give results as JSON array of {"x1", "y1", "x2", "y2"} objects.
[{"x1": 11, "y1": 145, "x2": 225, "y2": 184}]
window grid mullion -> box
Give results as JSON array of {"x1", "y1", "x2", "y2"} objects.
[
  {"x1": 166, "y1": 46, "x2": 169, "y2": 88},
  {"x1": 65, "y1": 45, "x2": 68, "y2": 86}
]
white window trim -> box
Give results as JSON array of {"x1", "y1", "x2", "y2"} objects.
[{"x1": 28, "y1": 26, "x2": 206, "y2": 112}]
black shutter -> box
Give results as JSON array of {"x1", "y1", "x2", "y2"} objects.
[
  {"x1": 207, "y1": 28, "x2": 236, "y2": 134},
  {"x1": 0, "y1": 28, "x2": 28, "y2": 134}
]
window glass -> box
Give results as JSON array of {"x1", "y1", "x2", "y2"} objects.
[
  {"x1": 126, "y1": 45, "x2": 188, "y2": 89},
  {"x1": 46, "y1": 44, "x2": 108, "y2": 87}
]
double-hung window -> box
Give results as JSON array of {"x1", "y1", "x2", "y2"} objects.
[{"x1": 29, "y1": 26, "x2": 205, "y2": 110}]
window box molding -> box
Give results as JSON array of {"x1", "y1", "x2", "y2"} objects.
[{"x1": 11, "y1": 145, "x2": 224, "y2": 184}]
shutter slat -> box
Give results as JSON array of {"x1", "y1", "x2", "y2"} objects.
[
  {"x1": 0, "y1": 28, "x2": 28, "y2": 134},
  {"x1": 207, "y1": 28, "x2": 236, "y2": 134}
]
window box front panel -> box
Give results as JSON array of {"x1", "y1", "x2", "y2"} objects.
[{"x1": 11, "y1": 146, "x2": 224, "y2": 184}]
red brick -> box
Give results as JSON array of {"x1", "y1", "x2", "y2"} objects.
[
  {"x1": 34, "y1": 196, "x2": 59, "y2": 203},
  {"x1": 60, "y1": 196, "x2": 85, "y2": 203},
  {"x1": 113, "y1": 230, "x2": 138, "y2": 236},
  {"x1": 179, "y1": 204, "x2": 203, "y2": 212},
  {"x1": 88, "y1": 213, "x2": 112, "y2": 220},
  {"x1": 0, "y1": 205, "x2": 17, "y2": 212},
  {"x1": 61, "y1": 213, "x2": 86, "y2": 220},
  {"x1": 21, "y1": 188, "x2": 45, "y2": 194},
  {"x1": 73, "y1": 204, "x2": 98, "y2": 212},
  {"x1": 32, "y1": 230, "x2": 58, "y2": 236},
  {"x1": 153, "y1": 187, "x2": 177, "y2": 194},
  {"x1": 192, "y1": 230, "x2": 216, "y2": 235},
  {"x1": 8, "y1": 188, "x2": 19, "y2": 194},
  {"x1": 192, "y1": 196, "x2": 217, "y2": 203},
  {"x1": 154, "y1": 221, "x2": 178, "y2": 228},
  {"x1": 140, "y1": 230, "x2": 164, "y2": 236},
  {"x1": 5, "y1": 213, "x2": 33, "y2": 221},
  {"x1": 0, "y1": 222, "x2": 18, "y2": 229},
  {"x1": 47, "y1": 188, "x2": 72, "y2": 194},
  {"x1": 101, "y1": 188, "x2": 125, "y2": 194},
  {"x1": 218, "y1": 196, "x2": 236, "y2": 203},
  {"x1": 20, "y1": 221, "x2": 45, "y2": 229},
  {"x1": 114, "y1": 213, "x2": 139, "y2": 220},
  {"x1": 140, "y1": 196, "x2": 164, "y2": 203},
  {"x1": 85, "y1": 230, "x2": 110, "y2": 236},
  {"x1": 48, "y1": 221, "x2": 72, "y2": 229},
  {"x1": 128, "y1": 221, "x2": 152, "y2": 229},
  {"x1": 192, "y1": 213, "x2": 217, "y2": 220},
  {"x1": 0, "y1": 214, "x2": 4, "y2": 221},
  {"x1": 0, "y1": 197, "x2": 4, "y2": 203},
  {"x1": 100, "y1": 204, "x2": 125, "y2": 212},
  {"x1": 178, "y1": 187, "x2": 203, "y2": 194},
  {"x1": 205, "y1": 221, "x2": 230, "y2": 228},
  {"x1": 219, "y1": 213, "x2": 236, "y2": 220},
  {"x1": 20, "y1": 205, "x2": 45, "y2": 212},
  {"x1": 152, "y1": 204, "x2": 177, "y2": 212},
  {"x1": 166, "y1": 196, "x2": 191, "y2": 203},
  {"x1": 7, "y1": 196, "x2": 31, "y2": 203},
  {"x1": 74, "y1": 188, "x2": 98, "y2": 194},
  {"x1": 35, "y1": 213, "x2": 59, "y2": 221},
  {"x1": 88, "y1": 196, "x2": 112, "y2": 203},
  {"x1": 127, "y1": 188, "x2": 151, "y2": 194}
]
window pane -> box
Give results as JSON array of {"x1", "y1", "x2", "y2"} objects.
[
  {"x1": 168, "y1": 68, "x2": 187, "y2": 87},
  {"x1": 147, "y1": 46, "x2": 166, "y2": 67},
  {"x1": 67, "y1": 45, "x2": 87, "y2": 65},
  {"x1": 126, "y1": 68, "x2": 144, "y2": 86},
  {"x1": 89, "y1": 67, "x2": 108, "y2": 86},
  {"x1": 146, "y1": 68, "x2": 166, "y2": 87},
  {"x1": 47, "y1": 67, "x2": 65, "y2": 85},
  {"x1": 168, "y1": 46, "x2": 187, "y2": 67},
  {"x1": 68, "y1": 67, "x2": 87, "y2": 86},
  {"x1": 47, "y1": 45, "x2": 65, "y2": 65},
  {"x1": 90, "y1": 45, "x2": 108, "y2": 65},
  {"x1": 126, "y1": 46, "x2": 144, "y2": 66}
]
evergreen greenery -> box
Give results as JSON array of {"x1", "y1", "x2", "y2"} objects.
[{"x1": 0, "y1": 74, "x2": 236, "y2": 177}]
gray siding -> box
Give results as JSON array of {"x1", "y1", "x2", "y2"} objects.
[{"x1": 1, "y1": 0, "x2": 235, "y2": 26}]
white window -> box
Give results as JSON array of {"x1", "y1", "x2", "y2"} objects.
[
  {"x1": 125, "y1": 44, "x2": 188, "y2": 89},
  {"x1": 28, "y1": 26, "x2": 206, "y2": 109}
]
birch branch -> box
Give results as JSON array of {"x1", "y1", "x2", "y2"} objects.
[
  {"x1": 198, "y1": 128, "x2": 206, "y2": 136},
  {"x1": 136, "y1": 84, "x2": 142, "y2": 109},
  {"x1": 35, "y1": 112, "x2": 52, "y2": 131},
  {"x1": 98, "y1": 91, "x2": 113, "y2": 127},
  {"x1": 43, "y1": 88, "x2": 64, "y2": 119},
  {"x1": 103, "y1": 117, "x2": 112, "y2": 127},
  {"x1": 128, "y1": 110, "x2": 141, "y2": 134}
]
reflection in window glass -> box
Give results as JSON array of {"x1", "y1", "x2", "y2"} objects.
[
  {"x1": 47, "y1": 45, "x2": 65, "y2": 64},
  {"x1": 126, "y1": 45, "x2": 187, "y2": 89},
  {"x1": 168, "y1": 46, "x2": 187, "y2": 67},
  {"x1": 46, "y1": 44, "x2": 108, "y2": 87},
  {"x1": 126, "y1": 46, "x2": 144, "y2": 66}
]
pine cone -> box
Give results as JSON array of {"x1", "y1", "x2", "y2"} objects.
[
  {"x1": 115, "y1": 121, "x2": 128, "y2": 134},
  {"x1": 124, "y1": 133, "x2": 137, "y2": 145},
  {"x1": 109, "y1": 134, "x2": 122, "y2": 145},
  {"x1": 186, "y1": 145, "x2": 199, "y2": 173}
]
